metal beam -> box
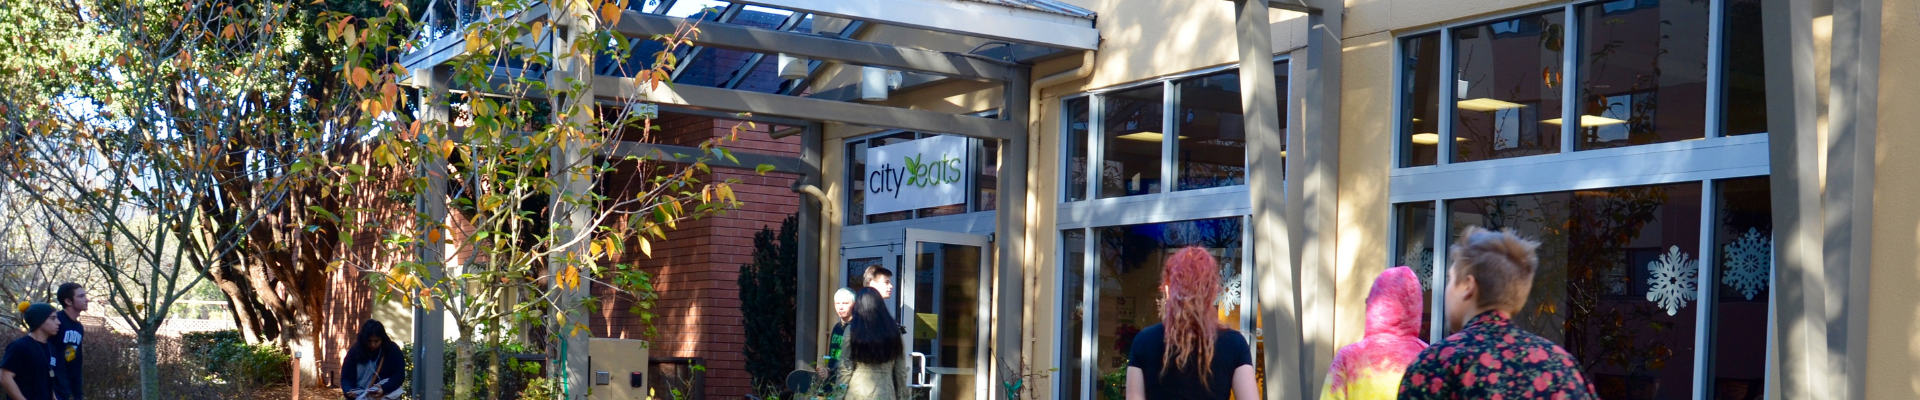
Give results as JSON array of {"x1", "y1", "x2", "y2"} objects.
[
  {"x1": 615, "y1": 11, "x2": 1014, "y2": 82},
  {"x1": 1235, "y1": 1, "x2": 1299, "y2": 400},
  {"x1": 669, "y1": 3, "x2": 745, "y2": 81},
  {"x1": 596, "y1": 75, "x2": 1023, "y2": 141},
  {"x1": 1761, "y1": 0, "x2": 1823, "y2": 397},
  {"x1": 411, "y1": 65, "x2": 451, "y2": 400},
  {"x1": 731, "y1": 0, "x2": 1099, "y2": 50},
  {"x1": 721, "y1": 11, "x2": 812, "y2": 90},
  {"x1": 606, "y1": 141, "x2": 810, "y2": 173},
  {"x1": 781, "y1": 20, "x2": 869, "y2": 96}
]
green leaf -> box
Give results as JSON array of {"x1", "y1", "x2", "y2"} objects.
[
  {"x1": 754, "y1": 164, "x2": 775, "y2": 175},
  {"x1": 289, "y1": 160, "x2": 312, "y2": 174}
]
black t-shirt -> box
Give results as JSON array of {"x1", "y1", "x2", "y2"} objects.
[
  {"x1": 52, "y1": 312, "x2": 81, "y2": 400},
  {"x1": 1, "y1": 336, "x2": 55, "y2": 400},
  {"x1": 1126, "y1": 325, "x2": 1251, "y2": 400}
]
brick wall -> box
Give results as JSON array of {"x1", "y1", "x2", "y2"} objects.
[{"x1": 593, "y1": 112, "x2": 802, "y2": 398}]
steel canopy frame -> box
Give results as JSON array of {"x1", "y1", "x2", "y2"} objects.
[
  {"x1": 731, "y1": 0, "x2": 1098, "y2": 50},
  {"x1": 612, "y1": 10, "x2": 1017, "y2": 82}
]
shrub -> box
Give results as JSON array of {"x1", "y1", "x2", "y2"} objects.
[
  {"x1": 738, "y1": 214, "x2": 798, "y2": 392},
  {"x1": 183, "y1": 329, "x2": 289, "y2": 386},
  {"x1": 401, "y1": 341, "x2": 546, "y2": 399}
]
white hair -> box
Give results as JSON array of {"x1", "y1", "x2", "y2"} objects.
[{"x1": 833, "y1": 287, "x2": 856, "y2": 302}]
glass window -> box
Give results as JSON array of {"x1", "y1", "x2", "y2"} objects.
[
  {"x1": 1400, "y1": 33, "x2": 1441, "y2": 167},
  {"x1": 1575, "y1": 0, "x2": 1711, "y2": 150},
  {"x1": 1065, "y1": 97, "x2": 1091, "y2": 202},
  {"x1": 1722, "y1": 0, "x2": 1769, "y2": 136},
  {"x1": 1059, "y1": 229, "x2": 1088, "y2": 400},
  {"x1": 1101, "y1": 85, "x2": 1165, "y2": 198},
  {"x1": 1709, "y1": 177, "x2": 1771, "y2": 398},
  {"x1": 1450, "y1": 12, "x2": 1565, "y2": 162},
  {"x1": 1174, "y1": 72, "x2": 1246, "y2": 190},
  {"x1": 1446, "y1": 183, "x2": 1702, "y2": 399},
  {"x1": 1090, "y1": 217, "x2": 1244, "y2": 399},
  {"x1": 1392, "y1": 202, "x2": 1438, "y2": 338},
  {"x1": 978, "y1": 138, "x2": 999, "y2": 211}
]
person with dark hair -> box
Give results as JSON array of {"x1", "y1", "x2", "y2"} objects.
[
  {"x1": 1124, "y1": 247, "x2": 1257, "y2": 400},
  {"x1": 1396, "y1": 226, "x2": 1597, "y2": 399},
  {"x1": 836, "y1": 288, "x2": 908, "y2": 400},
  {"x1": 2, "y1": 303, "x2": 60, "y2": 400},
  {"x1": 51, "y1": 283, "x2": 84, "y2": 400},
  {"x1": 340, "y1": 320, "x2": 406, "y2": 400},
  {"x1": 861, "y1": 266, "x2": 894, "y2": 300}
]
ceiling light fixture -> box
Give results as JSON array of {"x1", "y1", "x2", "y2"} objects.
[{"x1": 1542, "y1": 115, "x2": 1629, "y2": 127}]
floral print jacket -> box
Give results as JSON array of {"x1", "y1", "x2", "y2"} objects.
[{"x1": 1396, "y1": 311, "x2": 1598, "y2": 400}]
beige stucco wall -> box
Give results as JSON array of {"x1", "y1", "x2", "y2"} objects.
[{"x1": 1864, "y1": 0, "x2": 1920, "y2": 397}]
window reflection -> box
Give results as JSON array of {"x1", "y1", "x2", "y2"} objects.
[
  {"x1": 1175, "y1": 72, "x2": 1246, "y2": 190},
  {"x1": 1447, "y1": 183, "x2": 1702, "y2": 399},
  {"x1": 1066, "y1": 97, "x2": 1091, "y2": 201},
  {"x1": 1401, "y1": 34, "x2": 1441, "y2": 167},
  {"x1": 1722, "y1": 0, "x2": 1769, "y2": 136},
  {"x1": 1089, "y1": 217, "x2": 1244, "y2": 400},
  {"x1": 1393, "y1": 202, "x2": 1437, "y2": 338},
  {"x1": 1710, "y1": 177, "x2": 1771, "y2": 399},
  {"x1": 1576, "y1": 0, "x2": 1711, "y2": 149},
  {"x1": 1451, "y1": 12, "x2": 1565, "y2": 162},
  {"x1": 1101, "y1": 86, "x2": 1165, "y2": 198}
]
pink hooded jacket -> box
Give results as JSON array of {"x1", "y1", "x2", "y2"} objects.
[{"x1": 1318, "y1": 266, "x2": 1428, "y2": 400}]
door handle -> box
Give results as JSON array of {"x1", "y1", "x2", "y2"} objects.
[{"x1": 908, "y1": 352, "x2": 936, "y2": 388}]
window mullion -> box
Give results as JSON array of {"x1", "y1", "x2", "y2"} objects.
[
  {"x1": 1705, "y1": 0, "x2": 1728, "y2": 138},
  {"x1": 1560, "y1": 5, "x2": 1579, "y2": 153},
  {"x1": 1090, "y1": 96, "x2": 1105, "y2": 201},
  {"x1": 1163, "y1": 80, "x2": 1179, "y2": 194},
  {"x1": 1429, "y1": 198, "x2": 1447, "y2": 342},
  {"x1": 1693, "y1": 179, "x2": 1719, "y2": 400},
  {"x1": 1437, "y1": 28, "x2": 1455, "y2": 165}
]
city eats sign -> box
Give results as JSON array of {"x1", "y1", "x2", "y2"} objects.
[{"x1": 865, "y1": 135, "x2": 969, "y2": 215}]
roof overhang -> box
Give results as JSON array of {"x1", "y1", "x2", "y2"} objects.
[{"x1": 733, "y1": 0, "x2": 1099, "y2": 50}]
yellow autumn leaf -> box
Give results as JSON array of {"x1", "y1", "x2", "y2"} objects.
[
  {"x1": 600, "y1": 1, "x2": 622, "y2": 25},
  {"x1": 637, "y1": 237, "x2": 652, "y2": 257},
  {"x1": 427, "y1": 227, "x2": 442, "y2": 243},
  {"x1": 351, "y1": 67, "x2": 370, "y2": 89}
]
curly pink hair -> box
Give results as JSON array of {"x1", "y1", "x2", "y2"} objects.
[{"x1": 1159, "y1": 246, "x2": 1226, "y2": 387}]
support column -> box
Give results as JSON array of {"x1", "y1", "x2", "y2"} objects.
[
  {"x1": 795, "y1": 122, "x2": 825, "y2": 369},
  {"x1": 1824, "y1": 0, "x2": 1879, "y2": 397},
  {"x1": 1234, "y1": 1, "x2": 1299, "y2": 399},
  {"x1": 1760, "y1": 0, "x2": 1825, "y2": 398},
  {"x1": 412, "y1": 65, "x2": 450, "y2": 400},
  {"x1": 1291, "y1": 0, "x2": 1342, "y2": 397},
  {"x1": 994, "y1": 66, "x2": 1032, "y2": 387},
  {"x1": 549, "y1": 1, "x2": 596, "y2": 398}
]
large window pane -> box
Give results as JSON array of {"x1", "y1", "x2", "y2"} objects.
[
  {"x1": 1392, "y1": 202, "x2": 1437, "y2": 338},
  {"x1": 1722, "y1": 0, "x2": 1769, "y2": 136},
  {"x1": 1091, "y1": 217, "x2": 1244, "y2": 399},
  {"x1": 1710, "y1": 177, "x2": 1771, "y2": 399},
  {"x1": 1447, "y1": 183, "x2": 1702, "y2": 399},
  {"x1": 1065, "y1": 97, "x2": 1091, "y2": 202},
  {"x1": 1575, "y1": 0, "x2": 1711, "y2": 150},
  {"x1": 1400, "y1": 33, "x2": 1441, "y2": 167},
  {"x1": 1175, "y1": 72, "x2": 1246, "y2": 190},
  {"x1": 1451, "y1": 12, "x2": 1565, "y2": 162},
  {"x1": 1101, "y1": 85, "x2": 1165, "y2": 198},
  {"x1": 1060, "y1": 230, "x2": 1088, "y2": 400}
]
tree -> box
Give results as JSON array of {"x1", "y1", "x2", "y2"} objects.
[
  {"x1": 739, "y1": 214, "x2": 798, "y2": 390},
  {"x1": 315, "y1": 0, "x2": 771, "y2": 398},
  {"x1": 0, "y1": 0, "x2": 370, "y2": 397}
]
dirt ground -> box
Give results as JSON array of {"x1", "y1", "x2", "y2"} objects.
[{"x1": 251, "y1": 385, "x2": 344, "y2": 400}]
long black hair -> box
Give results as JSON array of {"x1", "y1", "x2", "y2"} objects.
[
  {"x1": 347, "y1": 319, "x2": 394, "y2": 364},
  {"x1": 845, "y1": 287, "x2": 902, "y2": 365}
]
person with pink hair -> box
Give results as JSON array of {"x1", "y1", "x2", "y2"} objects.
[
  {"x1": 1124, "y1": 246, "x2": 1258, "y2": 400},
  {"x1": 1318, "y1": 266, "x2": 1428, "y2": 400}
]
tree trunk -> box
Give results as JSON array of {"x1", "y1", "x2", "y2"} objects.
[
  {"x1": 455, "y1": 338, "x2": 475, "y2": 400},
  {"x1": 137, "y1": 327, "x2": 159, "y2": 400}
]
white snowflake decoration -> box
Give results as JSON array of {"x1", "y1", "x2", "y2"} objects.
[
  {"x1": 1721, "y1": 228, "x2": 1771, "y2": 300},
  {"x1": 1645, "y1": 246, "x2": 1699, "y2": 316},
  {"x1": 1218, "y1": 263, "x2": 1244, "y2": 314},
  {"x1": 1400, "y1": 247, "x2": 1434, "y2": 292}
]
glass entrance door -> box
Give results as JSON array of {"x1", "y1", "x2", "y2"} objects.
[{"x1": 901, "y1": 228, "x2": 991, "y2": 400}]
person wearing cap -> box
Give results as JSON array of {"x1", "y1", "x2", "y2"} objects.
[{"x1": 2, "y1": 302, "x2": 60, "y2": 400}]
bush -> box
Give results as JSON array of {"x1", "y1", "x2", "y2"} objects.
[
  {"x1": 0, "y1": 327, "x2": 266, "y2": 399},
  {"x1": 738, "y1": 214, "x2": 798, "y2": 392},
  {"x1": 183, "y1": 329, "x2": 290, "y2": 386},
  {"x1": 401, "y1": 341, "x2": 546, "y2": 400}
]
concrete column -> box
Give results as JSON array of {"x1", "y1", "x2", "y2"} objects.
[
  {"x1": 1824, "y1": 0, "x2": 1879, "y2": 398},
  {"x1": 795, "y1": 122, "x2": 824, "y2": 368},
  {"x1": 1291, "y1": 0, "x2": 1342, "y2": 397},
  {"x1": 994, "y1": 66, "x2": 1032, "y2": 387},
  {"x1": 412, "y1": 65, "x2": 450, "y2": 400},
  {"x1": 1234, "y1": 1, "x2": 1300, "y2": 399},
  {"x1": 1760, "y1": 0, "x2": 1826, "y2": 398},
  {"x1": 549, "y1": 1, "x2": 596, "y2": 397}
]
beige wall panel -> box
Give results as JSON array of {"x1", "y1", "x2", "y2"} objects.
[
  {"x1": 1332, "y1": 32, "x2": 1396, "y2": 350},
  {"x1": 1866, "y1": 1, "x2": 1920, "y2": 397},
  {"x1": 1345, "y1": 0, "x2": 1395, "y2": 38},
  {"x1": 1025, "y1": 85, "x2": 1064, "y2": 388},
  {"x1": 1389, "y1": 0, "x2": 1562, "y2": 33},
  {"x1": 1068, "y1": 0, "x2": 1240, "y2": 88}
]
